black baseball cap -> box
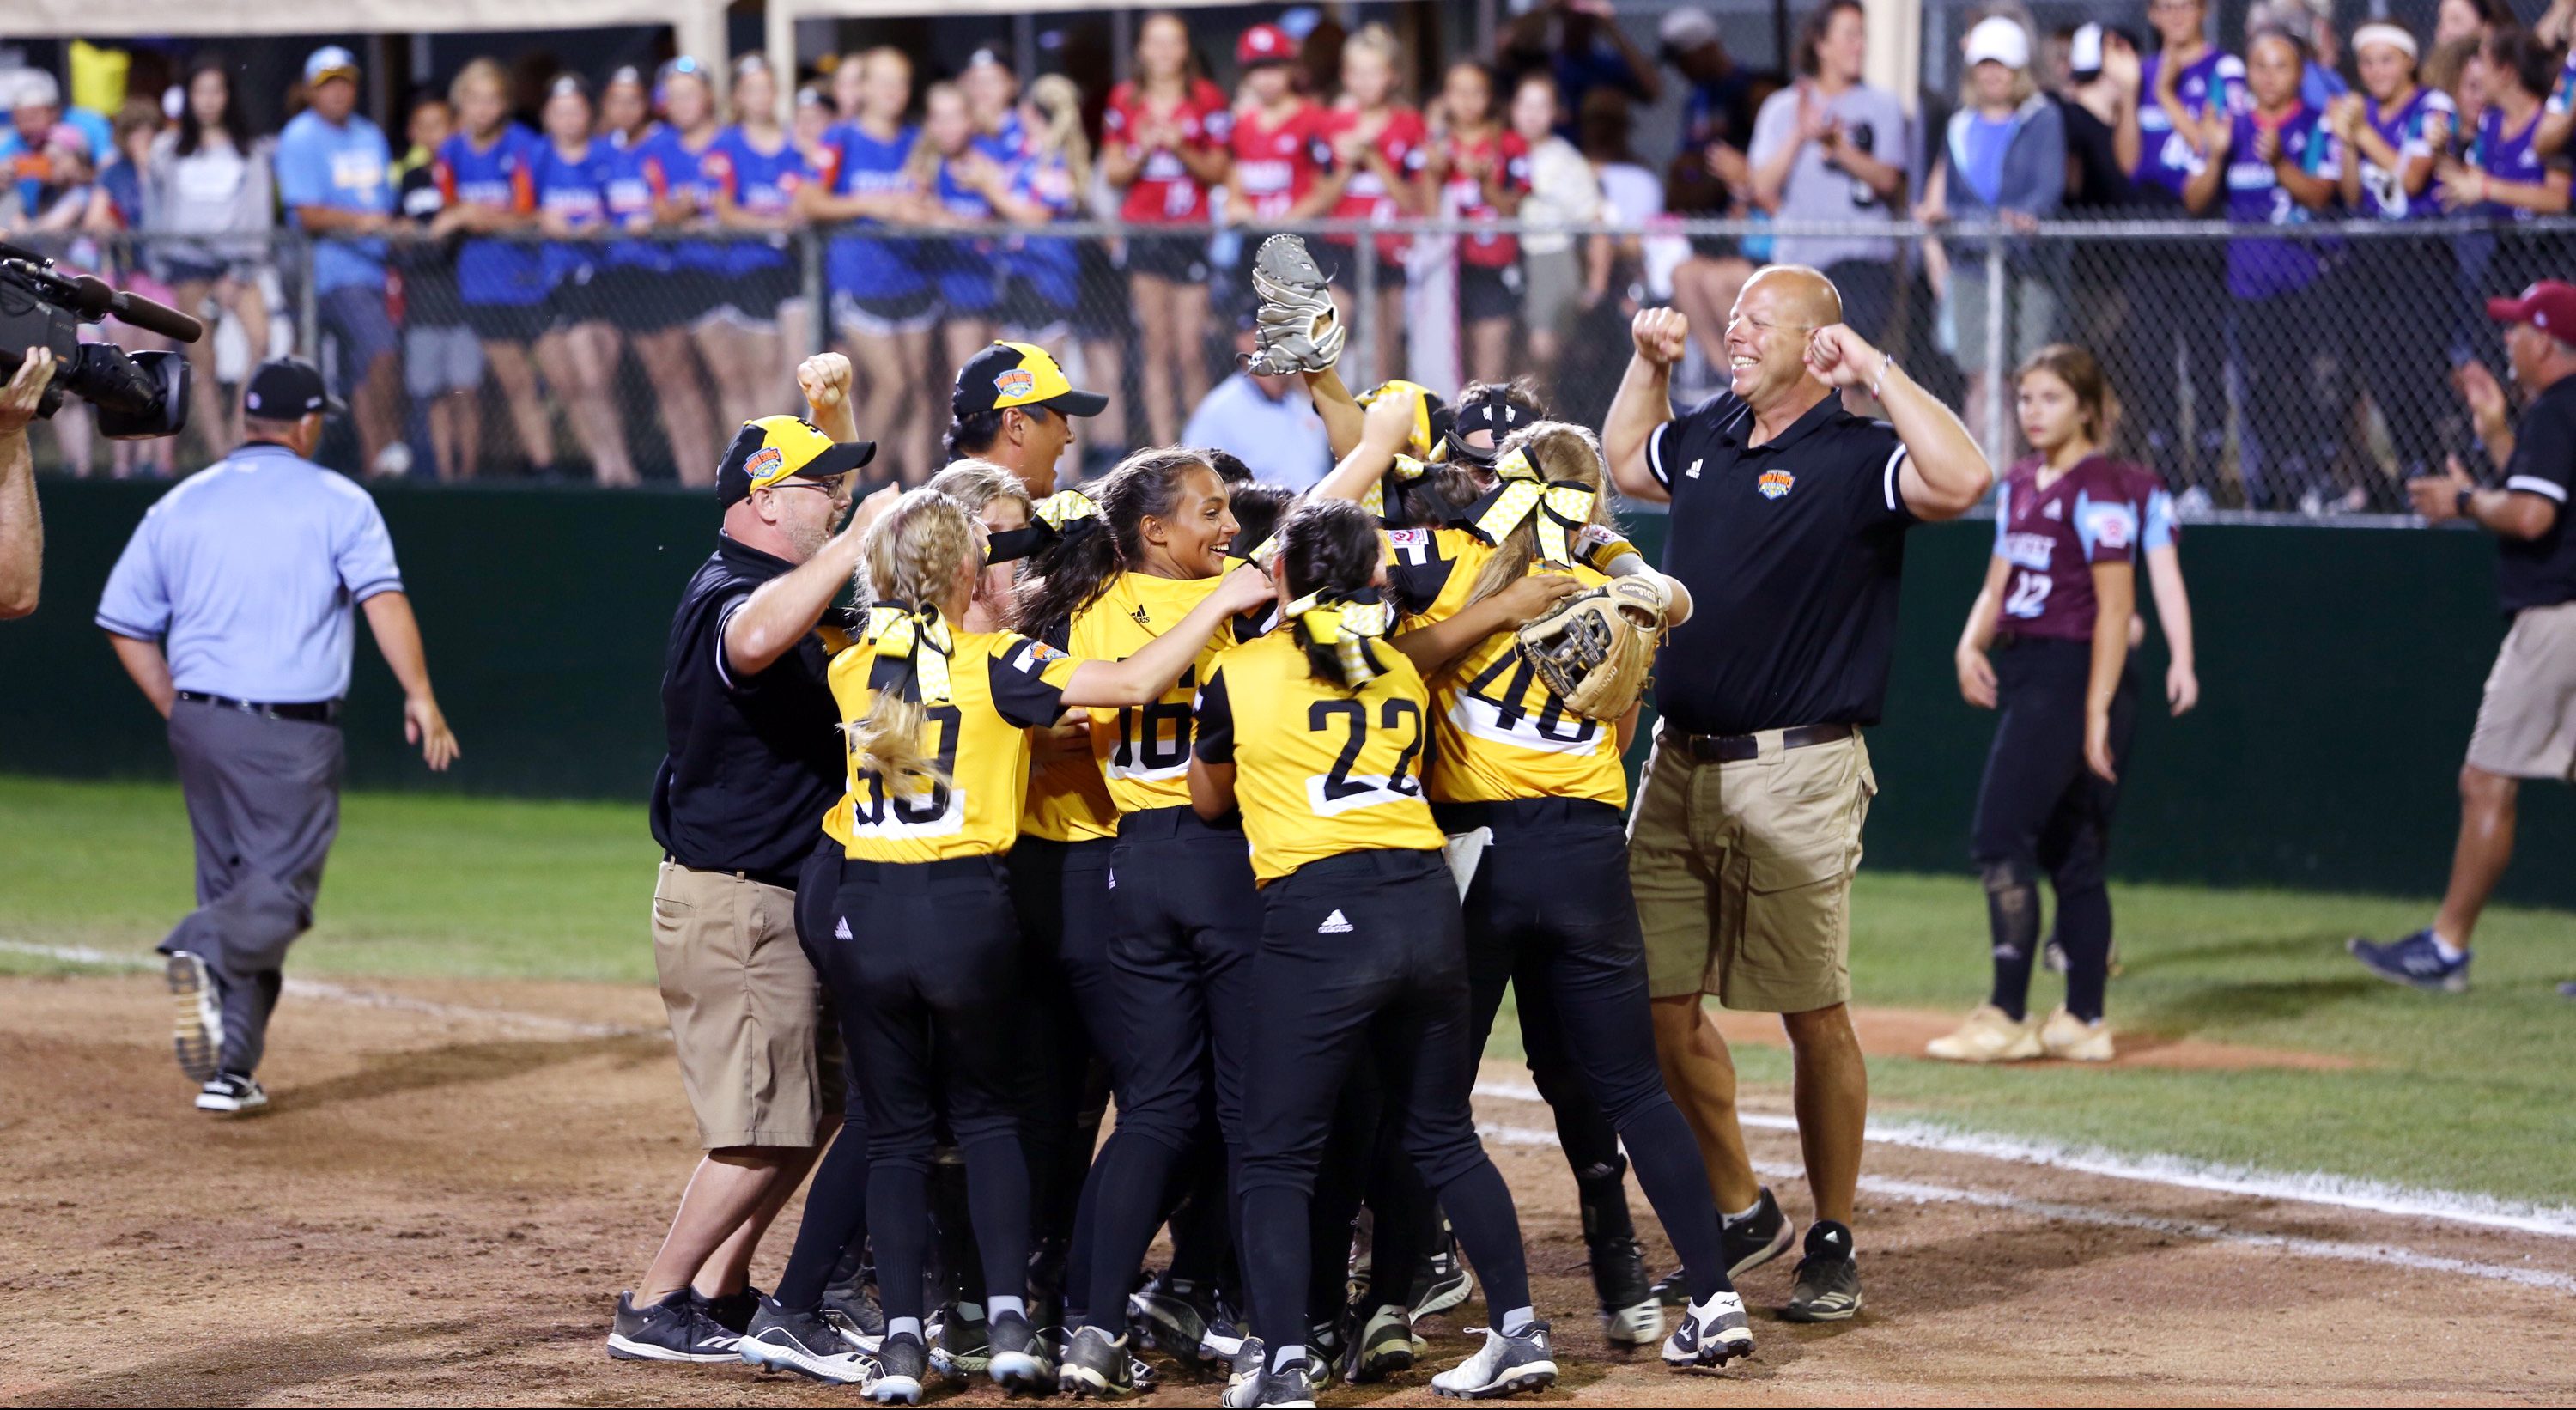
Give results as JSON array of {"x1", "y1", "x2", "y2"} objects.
[
  {"x1": 241, "y1": 358, "x2": 344, "y2": 420},
  {"x1": 716, "y1": 416, "x2": 878, "y2": 507},
  {"x1": 952, "y1": 342, "x2": 1109, "y2": 419}
]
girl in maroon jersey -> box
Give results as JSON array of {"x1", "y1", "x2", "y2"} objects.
[
  {"x1": 1935, "y1": 345, "x2": 2152, "y2": 1066},
  {"x1": 1424, "y1": 59, "x2": 1529, "y2": 386},
  {"x1": 1105, "y1": 12, "x2": 1233, "y2": 446}
]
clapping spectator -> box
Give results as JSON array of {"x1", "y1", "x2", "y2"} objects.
[
  {"x1": 1917, "y1": 16, "x2": 2064, "y2": 427},
  {"x1": 394, "y1": 95, "x2": 482, "y2": 483},
  {"x1": 1102, "y1": 12, "x2": 1230, "y2": 447},
  {"x1": 435, "y1": 58, "x2": 554, "y2": 477},
  {"x1": 531, "y1": 75, "x2": 635, "y2": 487},
  {"x1": 1747, "y1": 0, "x2": 1908, "y2": 344},
  {"x1": 3, "y1": 69, "x2": 97, "y2": 232},
  {"x1": 2443, "y1": 27, "x2": 2572, "y2": 300},
  {"x1": 704, "y1": 55, "x2": 811, "y2": 437},
  {"x1": 2252, "y1": 0, "x2": 2349, "y2": 109},
  {"x1": 2050, "y1": 24, "x2": 2142, "y2": 212},
  {"x1": 2331, "y1": 21, "x2": 2457, "y2": 481},
  {"x1": 1222, "y1": 25, "x2": 1328, "y2": 231},
  {"x1": 147, "y1": 58, "x2": 274, "y2": 459},
  {"x1": 276, "y1": 46, "x2": 404, "y2": 476},
  {"x1": 1508, "y1": 72, "x2": 1612, "y2": 391},
  {"x1": 2117, "y1": 0, "x2": 2240, "y2": 495},
  {"x1": 2433, "y1": 0, "x2": 2509, "y2": 51},
  {"x1": 1313, "y1": 25, "x2": 1430, "y2": 382},
  {"x1": 1424, "y1": 59, "x2": 1526, "y2": 386},
  {"x1": 1182, "y1": 315, "x2": 1333, "y2": 488}
]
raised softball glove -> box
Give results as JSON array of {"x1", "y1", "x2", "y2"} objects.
[
  {"x1": 1516, "y1": 574, "x2": 1672, "y2": 722},
  {"x1": 1246, "y1": 233, "x2": 1345, "y2": 376}
]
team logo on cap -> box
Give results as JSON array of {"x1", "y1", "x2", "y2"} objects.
[
  {"x1": 1758, "y1": 468, "x2": 1795, "y2": 500},
  {"x1": 745, "y1": 446, "x2": 785, "y2": 478},
  {"x1": 995, "y1": 368, "x2": 1036, "y2": 400}
]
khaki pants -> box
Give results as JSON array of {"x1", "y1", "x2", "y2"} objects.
[
  {"x1": 1628, "y1": 730, "x2": 1876, "y2": 1013},
  {"x1": 651, "y1": 861, "x2": 835, "y2": 1150},
  {"x1": 2466, "y1": 600, "x2": 2576, "y2": 781}
]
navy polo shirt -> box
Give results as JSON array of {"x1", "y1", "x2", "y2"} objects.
[{"x1": 1645, "y1": 389, "x2": 1917, "y2": 737}]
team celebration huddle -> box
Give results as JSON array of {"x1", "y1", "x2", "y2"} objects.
[{"x1": 579, "y1": 223, "x2": 2024, "y2": 1408}]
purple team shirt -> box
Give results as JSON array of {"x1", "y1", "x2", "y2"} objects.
[
  {"x1": 2357, "y1": 87, "x2": 2457, "y2": 220},
  {"x1": 1991, "y1": 455, "x2": 2147, "y2": 642},
  {"x1": 2134, "y1": 49, "x2": 2247, "y2": 200},
  {"x1": 2469, "y1": 104, "x2": 2555, "y2": 222},
  {"x1": 2220, "y1": 105, "x2": 2338, "y2": 299}
]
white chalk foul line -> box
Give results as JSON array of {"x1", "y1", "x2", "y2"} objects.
[
  {"x1": 1473, "y1": 1078, "x2": 2576, "y2": 1244},
  {"x1": 0, "y1": 939, "x2": 659, "y2": 1041},
  {"x1": 1473, "y1": 1118, "x2": 2576, "y2": 1296}
]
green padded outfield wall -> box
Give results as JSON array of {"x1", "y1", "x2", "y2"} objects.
[{"x1": 3, "y1": 480, "x2": 2568, "y2": 907}]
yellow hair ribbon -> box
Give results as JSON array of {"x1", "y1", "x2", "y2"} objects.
[
  {"x1": 863, "y1": 601, "x2": 956, "y2": 704},
  {"x1": 1472, "y1": 448, "x2": 1597, "y2": 567},
  {"x1": 1031, "y1": 489, "x2": 1101, "y2": 532},
  {"x1": 1285, "y1": 590, "x2": 1391, "y2": 686}
]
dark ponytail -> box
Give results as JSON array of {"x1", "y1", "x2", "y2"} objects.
[
  {"x1": 1279, "y1": 500, "x2": 1390, "y2": 690},
  {"x1": 1011, "y1": 447, "x2": 1215, "y2": 640}
]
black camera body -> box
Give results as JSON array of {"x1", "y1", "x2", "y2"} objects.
[{"x1": 0, "y1": 241, "x2": 197, "y2": 441}]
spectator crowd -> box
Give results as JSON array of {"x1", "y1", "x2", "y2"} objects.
[{"x1": 4, "y1": 0, "x2": 2576, "y2": 508}]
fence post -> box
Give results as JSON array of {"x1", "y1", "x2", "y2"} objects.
[
  {"x1": 801, "y1": 228, "x2": 828, "y2": 358},
  {"x1": 295, "y1": 232, "x2": 320, "y2": 364},
  {"x1": 1984, "y1": 233, "x2": 2008, "y2": 465},
  {"x1": 1354, "y1": 231, "x2": 1379, "y2": 392}
]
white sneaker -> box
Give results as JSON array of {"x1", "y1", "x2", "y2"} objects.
[
  {"x1": 167, "y1": 951, "x2": 223, "y2": 1083},
  {"x1": 1661, "y1": 1291, "x2": 1753, "y2": 1368},
  {"x1": 2037, "y1": 1006, "x2": 2114, "y2": 1061},
  {"x1": 1923, "y1": 1005, "x2": 2042, "y2": 1063},
  {"x1": 371, "y1": 442, "x2": 415, "y2": 478},
  {"x1": 1430, "y1": 1322, "x2": 1555, "y2": 1399},
  {"x1": 195, "y1": 1073, "x2": 268, "y2": 1115}
]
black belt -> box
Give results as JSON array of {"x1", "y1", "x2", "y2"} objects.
[
  {"x1": 1116, "y1": 804, "x2": 1244, "y2": 840},
  {"x1": 174, "y1": 691, "x2": 341, "y2": 725},
  {"x1": 1432, "y1": 798, "x2": 1624, "y2": 834},
  {"x1": 1665, "y1": 721, "x2": 1853, "y2": 763},
  {"x1": 664, "y1": 856, "x2": 803, "y2": 891}
]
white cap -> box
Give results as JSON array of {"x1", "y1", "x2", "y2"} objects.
[
  {"x1": 2069, "y1": 22, "x2": 2105, "y2": 75},
  {"x1": 8, "y1": 67, "x2": 62, "y2": 112},
  {"x1": 1659, "y1": 7, "x2": 1721, "y2": 52},
  {"x1": 1964, "y1": 16, "x2": 2031, "y2": 71},
  {"x1": 303, "y1": 46, "x2": 361, "y2": 86}
]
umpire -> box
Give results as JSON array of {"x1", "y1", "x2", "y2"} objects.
[
  {"x1": 96, "y1": 358, "x2": 460, "y2": 1118},
  {"x1": 611, "y1": 356, "x2": 892, "y2": 1364},
  {"x1": 1603, "y1": 266, "x2": 1992, "y2": 1322}
]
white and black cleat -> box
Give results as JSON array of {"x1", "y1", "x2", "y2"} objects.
[
  {"x1": 1430, "y1": 1322, "x2": 1557, "y2": 1400},
  {"x1": 1603, "y1": 1298, "x2": 1665, "y2": 1349},
  {"x1": 167, "y1": 951, "x2": 222, "y2": 1083},
  {"x1": 867, "y1": 1332, "x2": 928, "y2": 1404},
  {"x1": 194, "y1": 1072, "x2": 267, "y2": 1117},
  {"x1": 1057, "y1": 1324, "x2": 1138, "y2": 1399},
  {"x1": 1344, "y1": 1304, "x2": 1422, "y2": 1383},
  {"x1": 738, "y1": 1298, "x2": 881, "y2": 1384},
  {"x1": 1662, "y1": 1291, "x2": 1754, "y2": 1369},
  {"x1": 607, "y1": 1288, "x2": 741, "y2": 1364},
  {"x1": 987, "y1": 1310, "x2": 1052, "y2": 1395}
]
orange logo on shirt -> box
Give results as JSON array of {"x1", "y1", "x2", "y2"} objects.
[{"x1": 1758, "y1": 469, "x2": 1795, "y2": 500}]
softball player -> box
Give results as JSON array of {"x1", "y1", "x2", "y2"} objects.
[
  {"x1": 1935, "y1": 345, "x2": 2172, "y2": 1063},
  {"x1": 1188, "y1": 498, "x2": 1550, "y2": 1409},
  {"x1": 1315, "y1": 410, "x2": 1756, "y2": 1372},
  {"x1": 813, "y1": 489, "x2": 1269, "y2": 1403}
]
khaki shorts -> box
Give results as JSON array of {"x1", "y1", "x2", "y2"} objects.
[
  {"x1": 651, "y1": 861, "x2": 837, "y2": 1150},
  {"x1": 1629, "y1": 729, "x2": 1876, "y2": 1013},
  {"x1": 2467, "y1": 600, "x2": 2576, "y2": 781}
]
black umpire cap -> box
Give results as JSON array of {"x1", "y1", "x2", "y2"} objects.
[{"x1": 241, "y1": 358, "x2": 345, "y2": 420}]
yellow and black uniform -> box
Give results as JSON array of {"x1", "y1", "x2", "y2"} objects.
[
  {"x1": 1066, "y1": 571, "x2": 1269, "y2": 1336},
  {"x1": 1390, "y1": 508, "x2": 1742, "y2": 1316},
  {"x1": 1196, "y1": 627, "x2": 1535, "y2": 1353},
  {"x1": 817, "y1": 612, "x2": 1079, "y2": 1327}
]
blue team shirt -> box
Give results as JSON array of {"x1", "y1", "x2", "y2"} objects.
[
  {"x1": 640, "y1": 126, "x2": 727, "y2": 275},
  {"x1": 437, "y1": 125, "x2": 547, "y2": 306},
  {"x1": 998, "y1": 145, "x2": 1079, "y2": 307},
  {"x1": 2134, "y1": 50, "x2": 2246, "y2": 201},
  {"x1": 707, "y1": 125, "x2": 807, "y2": 276},
  {"x1": 2220, "y1": 105, "x2": 2338, "y2": 299},
  {"x1": 822, "y1": 120, "x2": 925, "y2": 298},
  {"x1": 2357, "y1": 86, "x2": 2457, "y2": 220},
  {"x1": 532, "y1": 137, "x2": 614, "y2": 284},
  {"x1": 275, "y1": 109, "x2": 393, "y2": 293},
  {"x1": 2469, "y1": 104, "x2": 2556, "y2": 222},
  {"x1": 603, "y1": 125, "x2": 670, "y2": 271}
]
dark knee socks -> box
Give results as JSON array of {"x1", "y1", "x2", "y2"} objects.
[
  {"x1": 775, "y1": 1129, "x2": 870, "y2": 1310},
  {"x1": 2055, "y1": 881, "x2": 2112, "y2": 1023}
]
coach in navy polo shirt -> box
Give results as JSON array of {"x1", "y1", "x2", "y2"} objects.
[
  {"x1": 97, "y1": 358, "x2": 460, "y2": 1119},
  {"x1": 1602, "y1": 266, "x2": 1991, "y2": 1322},
  {"x1": 614, "y1": 356, "x2": 895, "y2": 1366}
]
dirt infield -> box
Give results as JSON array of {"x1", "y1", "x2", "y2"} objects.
[{"x1": 6, "y1": 969, "x2": 2572, "y2": 1408}]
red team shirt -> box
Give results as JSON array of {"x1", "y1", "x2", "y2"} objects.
[
  {"x1": 1103, "y1": 78, "x2": 1231, "y2": 222},
  {"x1": 1990, "y1": 454, "x2": 2152, "y2": 641},
  {"x1": 1318, "y1": 106, "x2": 1428, "y2": 264},
  {"x1": 1438, "y1": 128, "x2": 1529, "y2": 268},
  {"x1": 1229, "y1": 98, "x2": 1328, "y2": 222}
]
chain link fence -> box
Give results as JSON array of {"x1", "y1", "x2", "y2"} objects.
[{"x1": 15, "y1": 216, "x2": 2569, "y2": 516}]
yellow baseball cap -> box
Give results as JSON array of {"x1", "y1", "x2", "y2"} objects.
[
  {"x1": 716, "y1": 416, "x2": 877, "y2": 506},
  {"x1": 953, "y1": 342, "x2": 1109, "y2": 419}
]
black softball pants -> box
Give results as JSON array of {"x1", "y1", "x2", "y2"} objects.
[
  {"x1": 1970, "y1": 637, "x2": 2139, "y2": 1024},
  {"x1": 826, "y1": 854, "x2": 1033, "y2": 1323},
  {"x1": 1452, "y1": 799, "x2": 1734, "y2": 1307},
  {"x1": 1008, "y1": 836, "x2": 1121, "y2": 1313},
  {"x1": 1078, "y1": 806, "x2": 1263, "y2": 1333},
  {"x1": 1236, "y1": 848, "x2": 1532, "y2": 1353},
  {"x1": 775, "y1": 836, "x2": 869, "y2": 1312}
]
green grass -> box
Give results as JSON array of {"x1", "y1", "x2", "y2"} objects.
[{"x1": 8, "y1": 775, "x2": 2574, "y2": 1206}]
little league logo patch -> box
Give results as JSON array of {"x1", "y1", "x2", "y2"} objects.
[
  {"x1": 744, "y1": 446, "x2": 785, "y2": 478},
  {"x1": 994, "y1": 368, "x2": 1037, "y2": 400},
  {"x1": 1758, "y1": 468, "x2": 1795, "y2": 500}
]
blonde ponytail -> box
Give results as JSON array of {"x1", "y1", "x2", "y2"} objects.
[
  {"x1": 848, "y1": 490, "x2": 981, "y2": 793},
  {"x1": 1466, "y1": 421, "x2": 1615, "y2": 608}
]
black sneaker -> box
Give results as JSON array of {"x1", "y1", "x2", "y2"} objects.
[
  {"x1": 1058, "y1": 1324, "x2": 1137, "y2": 1399},
  {"x1": 932, "y1": 1303, "x2": 992, "y2": 1379},
  {"x1": 1780, "y1": 1221, "x2": 1862, "y2": 1323},
  {"x1": 825, "y1": 1256, "x2": 887, "y2": 1349},
  {"x1": 607, "y1": 1288, "x2": 741, "y2": 1363},
  {"x1": 194, "y1": 1072, "x2": 268, "y2": 1117},
  {"x1": 1409, "y1": 1225, "x2": 1475, "y2": 1322},
  {"x1": 1344, "y1": 1303, "x2": 1422, "y2": 1383},
  {"x1": 738, "y1": 1297, "x2": 879, "y2": 1384},
  {"x1": 1243, "y1": 1364, "x2": 1317, "y2": 1407},
  {"x1": 987, "y1": 1310, "x2": 1051, "y2": 1393},
  {"x1": 869, "y1": 1332, "x2": 928, "y2": 1404},
  {"x1": 1430, "y1": 1321, "x2": 1557, "y2": 1398},
  {"x1": 1589, "y1": 1233, "x2": 1661, "y2": 1347},
  {"x1": 1222, "y1": 1335, "x2": 1266, "y2": 1407},
  {"x1": 1722, "y1": 1188, "x2": 1797, "y2": 1279},
  {"x1": 696, "y1": 1285, "x2": 761, "y2": 1337}
]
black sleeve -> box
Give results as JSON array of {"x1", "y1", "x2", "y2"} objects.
[
  {"x1": 2504, "y1": 396, "x2": 2576, "y2": 508},
  {"x1": 987, "y1": 635, "x2": 1077, "y2": 729},
  {"x1": 1851, "y1": 423, "x2": 1917, "y2": 530},
  {"x1": 1193, "y1": 666, "x2": 1236, "y2": 764},
  {"x1": 1383, "y1": 529, "x2": 1460, "y2": 617}
]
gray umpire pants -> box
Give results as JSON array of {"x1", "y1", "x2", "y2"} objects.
[{"x1": 158, "y1": 698, "x2": 345, "y2": 1076}]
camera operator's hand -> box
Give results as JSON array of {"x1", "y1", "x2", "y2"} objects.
[{"x1": 0, "y1": 348, "x2": 56, "y2": 436}]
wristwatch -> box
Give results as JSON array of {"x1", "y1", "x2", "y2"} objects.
[{"x1": 2456, "y1": 485, "x2": 2476, "y2": 518}]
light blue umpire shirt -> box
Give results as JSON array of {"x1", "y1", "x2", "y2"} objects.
[{"x1": 96, "y1": 443, "x2": 405, "y2": 703}]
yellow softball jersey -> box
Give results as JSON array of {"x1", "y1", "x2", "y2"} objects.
[
  {"x1": 1070, "y1": 572, "x2": 1251, "y2": 816},
  {"x1": 1194, "y1": 630, "x2": 1444, "y2": 884},
  {"x1": 827, "y1": 628, "x2": 1083, "y2": 862},
  {"x1": 1385, "y1": 526, "x2": 1629, "y2": 810}
]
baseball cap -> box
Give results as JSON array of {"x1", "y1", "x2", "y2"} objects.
[
  {"x1": 1237, "y1": 24, "x2": 1297, "y2": 68},
  {"x1": 303, "y1": 46, "x2": 361, "y2": 88},
  {"x1": 242, "y1": 358, "x2": 344, "y2": 419},
  {"x1": 2487, "y1": 281, "x2": 2576, "y2": 336},
  {"x1": 716, "y1": 416, "x2": 878, "y2": 507},
  {"x1": 953, "y1": 342, "x2": 1109, "y2": 419},
  {"x1": 1658, "y1": 8, "x2": 1722, "y2": 53},
  {"x1": 1964, "y1": 17, "x2": 2031, "y2": 70}
]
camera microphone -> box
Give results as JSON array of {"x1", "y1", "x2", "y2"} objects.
[{"x1": 66, "y1": 275, "x2": 204, "y2": 344}]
